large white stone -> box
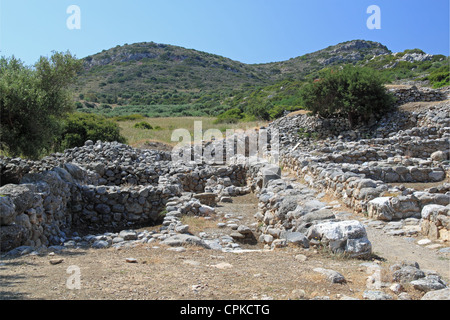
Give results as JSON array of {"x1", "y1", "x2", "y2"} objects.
[
  {"x1": 308, "y1": 220, "x2": 372, "y2": 258},
  {"x1": 198, "y1": 205, "x2": 215, "y2": 215},
  {"x1": 421, "y1": 204, "x2": 446, "y2": 220},
  {"x1": 367, "y1": 197, "x2": 393, "y2": 221}
]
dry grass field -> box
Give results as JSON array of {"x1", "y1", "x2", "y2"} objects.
[{"x1": 117, "y1": 117, "x2": 269, "y2": 148}]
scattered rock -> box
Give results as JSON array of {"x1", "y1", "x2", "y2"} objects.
[
  {"x1": 211, "y1": 262, "x2": 233, "y2": 269},
  {"x1": 167, "y1": 247, "x2": 186, "y2": 252},
  {"x1": 49, "y1": 258, "x2": 64, "y2": 265},
  {"x1": 398, "y1": 292, "x2": 412, "y2": 300},
  {"x1": 417, "y1": 239, "x2": 432, "y2": 245},
  {"x1": 363, "y1": 290, "x2": 393, "y2": 300},
  {"x1": 294, "y1": 254, "x2": 308, "y2": 262},
  {"x1": 389, "y1": 283, "x2": 404, "y2": 294},
  {"x1": 313, "y1": 268, "x2": 346, "y2": 284},
  {"x1": 92, "y1": 240, "x2": 110, "y2": 249},
  {"x1": 421, "y1": 288, "x2": 450, "y2": 300},
  {"x1": 119, "y1": 230, "x2": 138, "y2": 241},
  {"x1": 410, "y1": 276, "x2": 447, "y2": 292},
  {"x1": 292, "y1": 288, "x2": 307, "y2": 299},
  {"x1": 307, "y1": 220, "x2": 372, "y2": 259},
  {"x1": 282, "y1": 231, "x2": 310, "y2": 248},
  {"x1": 392, "y1": 266, "x2": 425, "y2": 283}
]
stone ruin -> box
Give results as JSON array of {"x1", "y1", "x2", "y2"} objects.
[
  {"x1": 0, "y1": 140, "x2": 252, "y2": 252},
  {"x1": 268, "y1": 91, "x2": 449, "y2": 244},
  {"x1": 389, "y1": 86, "x2": 448, "y2": 106},
  {"x1": 1, "y1": 85, "x2": 449, "y2": 261}
]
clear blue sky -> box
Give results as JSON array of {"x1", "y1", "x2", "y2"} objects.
[{"x1": 1, "y1": 0, "x2": 449, "y2": 66}]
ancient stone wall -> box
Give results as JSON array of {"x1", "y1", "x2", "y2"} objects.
[
  {"x1": 271, "y1": 101, "x2": 450, "y2": 242},
  {"x1": 0, "y1": 139, "x2": 255, "y2": 252},
  {"x1": 389, "y1": 86, "x2": 448, "y2": 106},
  {"x1": 0, "y1": 161, "x2": 183, "y2": 251}
]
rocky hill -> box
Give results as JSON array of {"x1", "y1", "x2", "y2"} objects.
[
  {"x1": 74, "y1": 42, "x2": 269, "y2": 106},
  {"x1": 254, "y1": 40, "x2": 391, "y2": 79},
  {"x1": 74, "y1": 40, "x2": 417, "y2": 108}
]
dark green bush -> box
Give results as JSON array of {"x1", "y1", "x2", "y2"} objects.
[
  {"x1": 300, "y1": 66, "x2": 395, "y2": 127},
  {"x1": 112, "y1": 114, "x2": 146, "y2": 121},
  {"x1": 244, "y1": 100, "x2": 271, "y2": 121},
  {"x1": 213, "y1": 108, "x2": 243, "y2": 124},
  {"x1": 84, "y1": 101, "x2": 96, "y2": 108},
  {"x1": 57, "y1": 113, "x2": 126, "y2": 150},
  {"x1": 133, "y1": 122, "x2": 153, "y2": 130},
  {"x1": 268, "y1": 105, "x2": 300, "y2": 120}
]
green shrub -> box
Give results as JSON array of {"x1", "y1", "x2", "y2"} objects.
[
  {"x1": 402, "y1": 49, "x2": 426, "y2": 55},
  {"x1": 84, "y1": 101, "x2": 96, "y2": 109},
  {"x1": 134, "y1": 121, "x2": 153, "y2": 130},
  {"x1": 300, "y1": 66, "x2": 395, "y2": 127},
  {"x1": 99, "y1": 103, "x2": 112, "y2": 109},
  {"x1": 244, "y1": 100, "x2": 271, "y2": 121},
  {"x1": 57, "y1": 113, "x2": 126, "y2": 150},
  {"x1": 268, "y1": 105, "x2": 287, "y2": 120},
  {"x1": 213, "y1": 108, "x2": 243, "y2": 124},
  {"x1": 426, "y1": 65, "x2": 450, "y2": 88},
  {"x1": 268, "y1": 105, "x2": 302, "y2": 120}
]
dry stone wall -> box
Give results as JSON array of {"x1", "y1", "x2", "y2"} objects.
[
  {"x1": 389, "y1": 86, "x2": 448, "y2": 106},
  {"x1": 0, "y1": 161, "x2": 182, "y2": 251},
  {"x1": 0, "y1": 139, "x2": 256, "y2": 252},
  {"x1": 270, "y1": 99, "x2": 450, "y2": 242}
]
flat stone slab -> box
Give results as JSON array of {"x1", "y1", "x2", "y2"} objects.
[
  {"x1": 161, "y1": 234, "x2": 210, "y2": 249},
  {"x1": 193, "y1": 193, "x2": 217, "y2": 206}
]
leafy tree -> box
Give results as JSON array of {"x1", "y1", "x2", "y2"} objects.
[
  {"x1": 57, "y1": 113, "x2": 126, "y2": 150},
  {"x1": 300, "y1": 66, "x2": 395, "y2": 127},
  {"x1": 0, "y1": 52, "x2": 82, "y2": 158}
]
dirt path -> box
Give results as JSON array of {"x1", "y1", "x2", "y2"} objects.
[
  {"x1": 313, "y1": 186, "x2": 450, "y2": 283},
  {"x1": 365, "y1": 227, "x2": 450, "y2": 281}
]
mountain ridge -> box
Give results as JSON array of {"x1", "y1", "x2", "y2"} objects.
[{"x1": 73, "y1": 39, "x2": 447, "y2": 109}]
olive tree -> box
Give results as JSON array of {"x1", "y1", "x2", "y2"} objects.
[{"x1": 0, "y1": 52, "x2": 82, "y2": 158}]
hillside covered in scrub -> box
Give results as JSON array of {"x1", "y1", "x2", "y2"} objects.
[{"x1": 73, "y1": 40, "x2": 449, "y2": 119}]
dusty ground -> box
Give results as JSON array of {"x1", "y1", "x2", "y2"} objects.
[
  {"x1": 320, "y1": 194, "x2": 450, "y2": 281},
  {"x1": 1, "y1": 190, "x2": 448, "y2": 301},
  {"x1": 398, "y1": 99, "x2": 450, "y2": 112}
]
